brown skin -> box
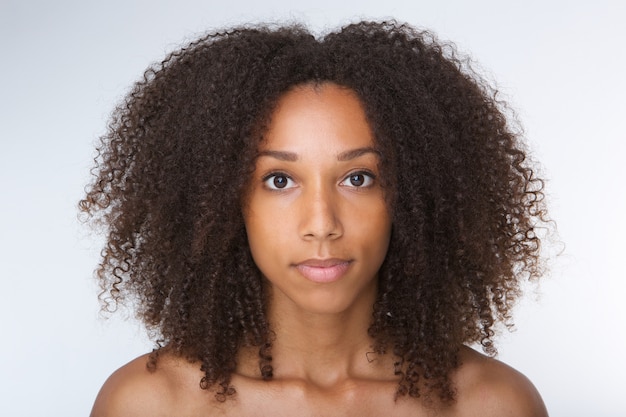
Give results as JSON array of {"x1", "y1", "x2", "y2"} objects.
[
  {"x1": 91, "y1": 348, "x2": 547, "y2": 416},
  {"x1": 91, "y1": 85, "x2": 548, "y2": 416}
]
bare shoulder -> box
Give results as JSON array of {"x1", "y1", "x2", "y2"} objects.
[
  {"x1": 90, "y1": 354, "x2": 173, "y2": 417},
  {"x1": 90, "y1": 352, "x2": 212, "y2": 417},
  {"x1": 451, "y1": 346, "x2": 548, "y2": 417}
]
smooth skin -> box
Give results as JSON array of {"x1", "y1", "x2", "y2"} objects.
[{"x1": 91, "y1": 84, "x2": 548, "y2": 417}]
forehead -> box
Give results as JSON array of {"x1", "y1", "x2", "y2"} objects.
[{"x1": 260, "y1": 83, "x2": 375, "y2": 154}]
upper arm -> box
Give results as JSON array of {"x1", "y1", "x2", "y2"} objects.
[{"x1": 90, "y1": 355, "x2": 172, "y2": 417}]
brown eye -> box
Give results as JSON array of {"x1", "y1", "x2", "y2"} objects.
[
  {"x1": 263, "y1": 173, "x2": 295, "y2": 190},
  {"x1": 273, "y1": 175, "x2": 289, "y2": 189},
  {"x1": 349, "y1": 174, "x2": 365, "y2": 186},
  {"x1": 340, "y1": 171, "x2": 375, "y2": 188}
]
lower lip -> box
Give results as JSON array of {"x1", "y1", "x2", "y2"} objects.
[{"x1": 295, "y1": 262, "x2": 351, "y2": 283}]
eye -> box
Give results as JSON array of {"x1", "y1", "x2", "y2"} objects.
[
  {"x1": 263, "y1": 173, "x2": 296, "y2": 190},
  {"x1": 340, "y1": 171, "x2": 375, "y2": 188}
]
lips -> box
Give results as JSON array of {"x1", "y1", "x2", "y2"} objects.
[{"x1": 294, "y1": 258, "x2": 352, "y2": 283}]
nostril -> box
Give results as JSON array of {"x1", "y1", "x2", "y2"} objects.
[{"x1": 299, "y1": 200, "x2": 343, "y2": 240}]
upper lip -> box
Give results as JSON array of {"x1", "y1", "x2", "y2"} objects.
[{"x1": 295, "y1": 258, "x2": 351, "y2": 268}]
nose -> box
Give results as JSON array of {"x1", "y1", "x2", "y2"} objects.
[{"x1": 299, "y1": 185, "x2": 343, "y2": 241}]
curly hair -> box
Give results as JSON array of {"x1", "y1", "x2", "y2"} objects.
[{"x1": 80, "y1": 20, "x2": 548, "y2": 403}]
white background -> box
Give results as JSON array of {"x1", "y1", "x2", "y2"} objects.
[{"x1": 1, "y1": 1, "x2": 624, "y2": 416}]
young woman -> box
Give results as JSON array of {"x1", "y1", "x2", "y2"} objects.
[{"x1": 82, "y1": 20, "x2": 550, "y2": 416}]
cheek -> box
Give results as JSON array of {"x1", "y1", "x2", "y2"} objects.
[
  {"x1": 244, "y1": 214, "x2": 267, "y2": 256},
  {"x1": 372, "y1": 217, "x2": 393, "y2": 257},
  {"x1": 349, "y1": 204, "x2": 392, "y2": 255},
  {"x1": 244, "y1": 208, "x2": 291, "y2": 271}
]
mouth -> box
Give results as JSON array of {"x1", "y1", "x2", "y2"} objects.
[{"x1": 293, "y1": 258, "x2": 352, "y2": 283}]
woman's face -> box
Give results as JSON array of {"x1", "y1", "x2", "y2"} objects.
[{"x1": 243, "y1": 83, "x2": 392, "y2": 315}]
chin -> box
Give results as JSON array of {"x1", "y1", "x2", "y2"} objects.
[{"x1": 273, "y1": 279, "x2": 378, "y2": 317}]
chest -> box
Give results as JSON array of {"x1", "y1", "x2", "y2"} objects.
[{"x1": 199, "y1": 380, "x2": 435, "y2": 417}]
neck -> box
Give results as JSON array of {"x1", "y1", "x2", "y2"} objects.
[{"x1": 262, "y1": 281, "x2": 388, "y2": 388}]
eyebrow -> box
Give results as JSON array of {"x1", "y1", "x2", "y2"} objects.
[
  {"x1": 256, "y1": 150, "x2": 298, "y2": 161},
  {"x1": 256, "y1": 147, "x2": 379, "y2": 162},
  {"x1": 337, "y1": 146, "x2": 380, "y2": 161}
]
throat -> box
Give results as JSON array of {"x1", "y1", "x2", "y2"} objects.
[
  {"x1": 257, "y1": 277, "x2": 388, "y2": 386},
  {"x1": 263, "y1": 316, "x2": 392, "y2": 389}
]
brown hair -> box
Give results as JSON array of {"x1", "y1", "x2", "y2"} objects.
[{"x1": 80, "y1": 20, "x2": 549, "y2": 402}]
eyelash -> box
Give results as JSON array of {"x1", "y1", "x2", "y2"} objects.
[
  {"x1": 262, "y1": 171, "x2": 295, "y2": 190},
  {"x1": 261, "y1": 170, "x2": 376, "y2": 191},
  {"x1": 340, "y1": 170, "x2": 376, "y2": 188}
]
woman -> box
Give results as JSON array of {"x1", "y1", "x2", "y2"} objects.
[{"x1": 82, "y1": 20, "x2": 550, "y2": 416}]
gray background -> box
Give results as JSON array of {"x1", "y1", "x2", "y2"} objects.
[{"x1": 1, "y1": 0, "x2": 624, "y2": 415}]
